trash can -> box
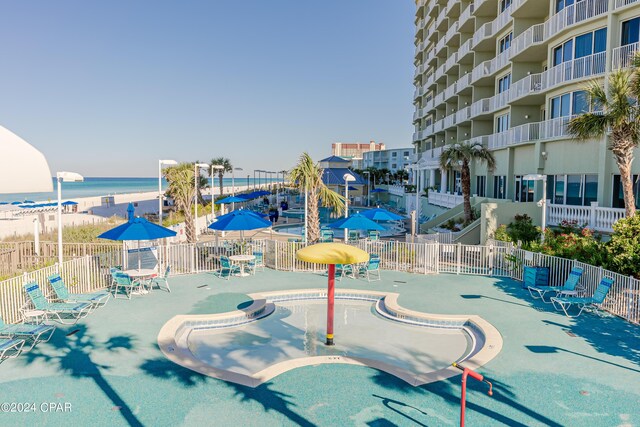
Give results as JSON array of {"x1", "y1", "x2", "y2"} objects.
[{"x1": 523, "y1": 266, "x2": 550, "y2": 289}]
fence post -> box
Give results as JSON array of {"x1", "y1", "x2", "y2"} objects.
[
  {"x1": 488, "y1": 245, "x2": 494, "y2": 276},
  {"x1": 275, "y1": 241, "x2": 279, "y2": 271},
  {"x1": 84, "y1": 255, "x2": 90, "y2": 291},
  {"x1": 627, "y1": 275, "x2": 634, "y2": 322},
  {"x1": 435, "y1": 241, "x2": 440, "y2": 274},
  {"x1": 456, "y1": 242, "x2": 461, "y2": 275},
  {"x1": 424, "y1": 243, "x2": 428, "y2": 275},
  {"x1": 589, "y1": 202, "x2": 598, "y2": 229},
  {"x1": 55, "y1": 262, "x2": 60, "y2": 275}
]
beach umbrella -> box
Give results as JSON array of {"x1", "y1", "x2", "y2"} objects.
[
  {"x1": 208, "y1": 209, "x2": 271, "y2": 241},
  {"x1": 237, "y1": 193, "x2": 254, "y2": 200},
  {"x1": 254, "y1": 190, "x2": 271, "y2": 196},
  {"x1": 0, "y1": 125, "x2": 53, "y2": 194},
  {"x1": 11, "y1": 201, "x2": 22, "y2": 205},
  {"x1": 296, "y1": 243, "x2": 369, "y2": 345},
  {"x1": 328, "y1": 213, "x2": 385, "y2": 231},
  {"x1": 61, "y1": 201, "x2": 78, "y2": 206},
  {"x1": 98, "y1": 203, "x2": 176, "y2": 269},
  {"x1": 360, "y1": 208, "x2": 404, "y2": 221},
  {"x1": 215, "y1": 196, "x2": 248, "y2": 204}
]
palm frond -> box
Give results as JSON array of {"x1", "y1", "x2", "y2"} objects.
[
  {"x1": 318, "y1": 187, "x2": 346, "y2": 216},
  {"x1": 567, "y1": 113, "x2": 609, "y2": 141}
]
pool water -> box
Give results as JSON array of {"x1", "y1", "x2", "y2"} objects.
[{"x1": 187, "y1": 299, "x2": 470, "y2": 377}]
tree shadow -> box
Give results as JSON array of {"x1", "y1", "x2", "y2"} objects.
[{"x1": 20, "y1": 324, "x2": 141, "y2": 427}]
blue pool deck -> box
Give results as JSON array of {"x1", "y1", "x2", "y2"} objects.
[{"x1": 0, "y1": 269, "x2": 638, "y2": 426}]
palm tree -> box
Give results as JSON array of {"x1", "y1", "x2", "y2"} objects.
[
  {"x1": 289, "y1": 153, "x2": 345, "y2": 243},
  {"x1": 210, "y1": 157, "x2": 233, "y2": 198},
  {"x1": 164, "y1": 163, "x2": 198, "y2": 243},
  {"x1": 439, "y1": 142, "x2": 496, "y2": 222},
  {"x1": 568, "y1": 65, "x2": 640, "y2": 217}
]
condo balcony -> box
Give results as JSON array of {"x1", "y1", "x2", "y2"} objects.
[
  {"x1": 487, "y1": 115, "x2": 579, "y2": 150},
  {"x1": 612, "y1": 42, "x2": 640, "y2": 69},
  {"x1": 614, "y1": 0, "x2": 640, "y2": 8}
]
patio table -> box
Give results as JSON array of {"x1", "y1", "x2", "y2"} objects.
[
  {"x1": 124, "y1": 269, "x2": 157, "y2": 294},
  {"x1": 228, "y1": 255, "x2": 255, "y2": 277}
]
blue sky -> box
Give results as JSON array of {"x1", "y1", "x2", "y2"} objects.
[{"x1": 0, "y1": 1, "x2": 415, "y2": 177}]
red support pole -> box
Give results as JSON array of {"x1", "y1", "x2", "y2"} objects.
[
  {"x1": 453, "y1": 363, "x2": 491, "y2": 427},
  {"x1": 326, "y1": 264, "x2": 335, "y2": 345}
]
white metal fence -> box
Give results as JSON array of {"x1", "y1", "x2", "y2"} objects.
[{"x1": 2, "y1": 239, "x2": 638, "y2": 325}]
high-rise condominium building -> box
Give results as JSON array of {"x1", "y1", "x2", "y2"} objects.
[
  {"x1": 412, "y1": 0, "x2": 640, "y2": 210},
  {"x1": 332, "y1": 141, "x2": 386, "y2": 159}
]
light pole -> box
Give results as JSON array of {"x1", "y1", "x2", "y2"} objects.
[
  {"x1": 253, "y1": 170, "x2": 257, "y2": 191},
  {"x1": 211, "y1": 165, "x2": 224, "y2": 216},
  {"x1": 231, "y1": 167, "x2": 243, "y2": 211},
  {"x1": 158, "y1": 160, "x2": 177, "y2": 225},
  {"x1": 363, "y1": 171, "x2": 370, "y2": 207},
  {"x1": 56, "y1": 171, "x2": 84, "y2": 266},
  {"x1": 194, "y1": 163, "x2": 209, "y2": 241},
  {"x1": 523, "y1": 174, "x2": 547, "y2": 241},
  {"x1": 343, "y1": 173, "x2": 356, "y2": 242}
]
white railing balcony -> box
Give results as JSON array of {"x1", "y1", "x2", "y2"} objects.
[
  {"x1": 435, "y1": 6, "x2": 448, "y2": 28},
  {"x1": 433, "y1": 90, "x2": 445, "y2": 106},
  {"x1": 456, "y1": 106, "x2": 471, "y2": 123},
  {"x1": 388, "y1": 185, "x2": 406, "y2": 196},
  {"x1": 467, "y1": 135, "x2": 489, "y2": 146},
  {"x1": 444, "y1": 82, "x2": 457, "y2": 100},
  {"x1": 444, "y1": 22, "x2": 460, "y2": 44},
  {"x1": 615, "y1": 0, "x2": 639, "y2": 8},
  {"x1": 509, "y1": 73, "x2": 544, "y2": 101},
  {"x1": 471, "y1": 60, "x2": 492, "y2": 83},
  {"x1": 510, "y1": 23, "x2": 545, "y2": 58},
  {"x1": 472, "y1": 22, "x2": 493, "y2": 47},
  {"x1": 459, "y1": 3, "x2": 474, "y2": 26},
  {"x1": 494, "y1": 90, "x2": 510, "y2": 111},
  {"x1": 435, "y1": 37, "x2": 446, "y2": 54},
  {"x1": 443, "y1": 114, "x2": 456, "y2": 129},
  {"x1": 428, "y1": 190, "x2": 463, "y2": 208},
  {"x1": 445, "y1": 53, "x2": 459, "y2": 72},
  {"x1": 470, "y1": 97, "x2": 494, "y2": 117},
  {"x1": 612, "y1": 42, "x2": 640, "y2": 69},
  {"x1": 458, "y1": 39, "x2": 473, "y2": 59},
  {"x1": 456, "y1": 73, "x2": 472, "y2": 93},
  {"x1": 547, "y1": 203, "x2": 626, "y2": 233},
  {"x1": 432, "y1": 118, "x2": 444, "y2": 133},
  {"x1": 487, "y1": 115, "x2": 577, "y2": 150}
]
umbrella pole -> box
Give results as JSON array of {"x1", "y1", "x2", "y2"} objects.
[
  {"x1": 138, "y1": 240, "x2": 141, "y2": 270},
  {"x1": 326, "y1": 264, "x2": 335, "y2": 346}
]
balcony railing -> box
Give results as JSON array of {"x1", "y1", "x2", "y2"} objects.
[
  {"x1": 614, "y1": 0, "x2": 639, "y2": 8},
  {"x1": 487, "y1": 115, "x2": 576, "y2": 150},
  {"x1": 612, "y1": 42, "x2": 639, "y2": 69},
  {"x1": 428, "y1": 190, "x2": 463, "y2": 208},
  {"x1": 547, "y1": 203, "x2": 625, "y2": 233}
]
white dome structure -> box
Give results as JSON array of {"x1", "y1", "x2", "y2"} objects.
[{"x1": 0, "y1": 125, "x2": 53, "y2": 193}]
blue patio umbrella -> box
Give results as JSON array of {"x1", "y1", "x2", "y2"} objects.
[
  {"x1": 11, "y1": 201, "x2": 22, "y2": 205},
  {"x1": 0, "y1": 202, "x2": 8, "y2": 205},
  {"x1": 360, "y1": 208, "x2": 404, "y2": 221},
  {"x1": 254, "y1": 190, "x2": 271, "y2": 196},
  {"x1": 370, "y1": 188, "x2": 388, "y2": 193},
  {"x1": 208, "y1": 209, "x2": 271, "y2": 240},
  {"x1": 347, "y1": 186, "x2": 357, "y2": 191},
  {"x1": 23, "y1": 200, "x2": 34, "y2": 203},
  {"x1": 237, "y1": 193, "x2": 255, "y2": 200},
  {"x1": 215, "y1": 196, "x2": 248, "y2": 204},
  {"x1": 328, "y1": 213, "x2": 385, "y2": 231},
  {"x1": 61, "y1": 201, "x2": 78, "y2": 206},
  {"x1": 99, "y1": 203, "x2": 176, "y2": 269}
]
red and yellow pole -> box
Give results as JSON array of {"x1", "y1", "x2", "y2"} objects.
[{"x1": 326, "y1": 263, "x2": 335, "y2": 345}]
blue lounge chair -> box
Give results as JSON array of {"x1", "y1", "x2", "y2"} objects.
[
  {"x1": 217, "y1": 256, "x2": 240, "y2": 280},
  {"x1": 0, "y1": 338, "x2": 25, "y2": 359},
  {"x1": 150, "y1": 266, "x2": 171, "y2": 292},
  {"x1": 0, "y1": 316, "x2": 55, "y2": 351},
  {"x1": 348, "y1": 230, "x2": 360, "y2": 242},
  {"x1": 335, "y1": 264, "x2": 354, "y2": 281},
  {"x1": 358, "y1": 258, "x2": 381, "y2": 282},
  {"x1": 22, "y1": 282, "x2": 92, "y2": 325},
  {"x1": 48, "y1": 274, "x2": 111, "y2": 309},
  {"x1": 528, "y1": 267, "x2": 584, "y2": 302},
  {"x1": 368, "y1": 230, "x2": 380, "y2": 241},
  {"x1": 112, "y1": 273, "x2": 143, "y2": 299},
  {"x1": 551, "y1": 277, "x2": 614, "y2": 318},
  {"x1": 248, "y1": 252, "x2": 265, "y2": 274}
]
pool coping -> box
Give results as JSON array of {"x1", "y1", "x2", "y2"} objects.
[{"x1": 157, "y1": 288, "x2": 503, "y2": 388}]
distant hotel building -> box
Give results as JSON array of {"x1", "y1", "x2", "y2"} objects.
[
  {"x1": 332, "y1": 141, "x2": 386, "y2": 159},
  {"x1": 362, "y1": 148, "x2": 415, "y2": 173},
  {"x1": 412, "y1": 0, "x2": 640, "y2": 209}
]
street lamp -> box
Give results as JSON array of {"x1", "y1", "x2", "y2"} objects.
[
  {"x1": 210, "y1": 165, "x2": 224, "y2": 216},
  {"x1": 56, "y1": 171, "x2": 84, "y2": 265},
  {"x1": 158, "y1": 160, "x2": 177, "y2": 225},
  {"x1": 194, "y1": 163, "x2": 209, "y2": 241},
  {"x1": 523, "y1": 174, "x2": 547, "y2": 240},
  {"x1": 231, "y1": 167, "x2": 243, "y2": 211},
  {"x1": 343, "y1": 173, "x2": 356, "y2": 242},
  {"x1": 363, "y1": 171, "x2": 371, "y2": 207}
]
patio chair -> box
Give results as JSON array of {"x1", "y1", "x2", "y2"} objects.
[
  {"x1": 550, "y1": 277, "x2": 614, "y2": 318},
  {"x1": 112, "y1": 273, "x2": 144, "y2": 300},
  {"x1": 150, "y1": 265, "x2": 171, "y2": 292},
  {"x1": 357, "y1": 258, "x2": 381, "y2": 282},
  {"x1": 248, "y1": 252, "x2": 265, "y2": 274},
  {"x1": 47, "y1": 274, "x2": 111, "y2": 309},
  {"x1": 528, "y1": 267, "x2": 584, "y2": 303},
  {"x1": 0, "y1": 315, "x2": 55, "y2": 351},
  {"x1": 0, "y1": 338, "x2": 25, "y2": 359},
  {"x1": 109, "y1": 267, "x2": 122, "y2": 293},
  {"x1": 22, "y1": 282, "x2": 92, "y2": 325},
  {"x1": 348, "y1": 230, "x2": 360, "y2": 242},
  {"x1": 320, "y1": 229, "x2": 334, "y2": 243},
  {"x1": 216, "y1": 256, "x2": 241, "y2": 280},
  {"x1": 368, "y1": 230, "x2": 380, "y2": 241},
  {"x1": 335, "y1": 264, "x2": 354, "y2": 281}
]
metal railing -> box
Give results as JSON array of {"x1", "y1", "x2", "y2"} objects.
[
  {"x1": 2, "y1": 239, "x2": 638, "y2": 325},
  {"x1": 612, "y1": 42, "x2": 639, "y2": 69}
]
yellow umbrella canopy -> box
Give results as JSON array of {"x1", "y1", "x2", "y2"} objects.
[{"x1": 296, "y1": 243, "x2": 369, "y2": 265}]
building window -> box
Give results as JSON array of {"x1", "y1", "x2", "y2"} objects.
[
  {"x1": 500, "y1": 0, "x2": 512, "y2": 13},
  {"x1": 555, "y1": 0, "x2": 586, "y2": 14},
  {"x1": 498, "y1": 74, "x2": 511, "y2": 94},
  {"x1": 453, "y1": 171, "x2": 462, "y2": 195},
  {"x1": 552, "y1": 28, "x2": 606, "y2": 66},
  {"x1": 496, "y1": 113, "x2": 510, "y2": 132},
  {"x1": 514, "y1": 176, "x2": 535, "y2": 202},
  {"x1": 547, "y1": 174, "x2": 598, "y2": 205},
  {"x1": 550, "y1": 90, "x2": 592, "y2": 119},
  {"x1": 493, "y1": 176, "x2": 507, "y2": 199},
  {"x1": 498, "y1": 33, "x2": 512, "y2": 53},
  {"x1": 612, "y1": 174, "x2": 640, "y2": 209},
  {"x1": 476, "y1": 176, "x2": 486, "y2": 197},
  {"x1": 622, "y1": 17, "x2": 640, "y2": 46}
]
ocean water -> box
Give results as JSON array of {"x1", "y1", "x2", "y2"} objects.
[{"x1": 0, "y1": 177, "x2": 279, "y2": 203}]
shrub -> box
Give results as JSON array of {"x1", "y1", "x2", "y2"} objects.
[
  {"x1": 493, "y1": 224, "x2": 512, "y2": 242},
  {"x1": 506, "y1": 214, "x2": 540, "y2": 247},
  {"x1": 531, "y1": 223, "x2": 607, "y2": 267},
  {"x1": 606, "y1": 215, "x2": 640, "y2": 279}
]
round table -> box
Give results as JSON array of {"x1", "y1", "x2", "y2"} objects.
[
  {"x1": 228, "y1": 255, "x2": 256, "y2": 277},
  {"x1": 124, "y1": 269, "x2": 157, "y2": 294},
  {"x1": 23, "y1": 309, "x2": 46, "y2": 324}
]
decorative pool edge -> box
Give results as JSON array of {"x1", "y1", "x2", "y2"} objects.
[{"x1": 157, "y1": 289, "x2": 503, "y2": 388}]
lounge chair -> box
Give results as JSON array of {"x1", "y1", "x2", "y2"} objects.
[
  {"x1": 368, "y1": 230, "x2": 380, "y2": 241},
  {"x1": 22, "y1": 282, "x2": 92, "y2": 325},
  {"x1": 0, "y1": 338, "x2": 25, "y2": 359},
  {"x1": 528, "y1": 267, "x2": 584, "y2": 303},
  {"x1": 112, "y1": 273, "x2": 144, "y2": 299},
  {"x1": 348, "y1": 230, "x2": 360, "y2": 242},
  {"x1": 48, "y1": 274, "x2": 111, "y2": 309},
  {"x1": 335, "y1": 264, "x2": 354, "y2": 281},
  {"x1": 0, "y1": 316, "x2": 55, "y2": 351},
  {"x1": 216, "y1": 256, "x2": 241, "y2": 280},
  {"x1": 150, "y1": 266, "x2": 171, "y2": 292},
  {"x1": 551, "y1": 277, "x2": 614, "y2": 318},
  {"x1": 357, "y1": 257, "x2": 381, "y2": 282}
]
